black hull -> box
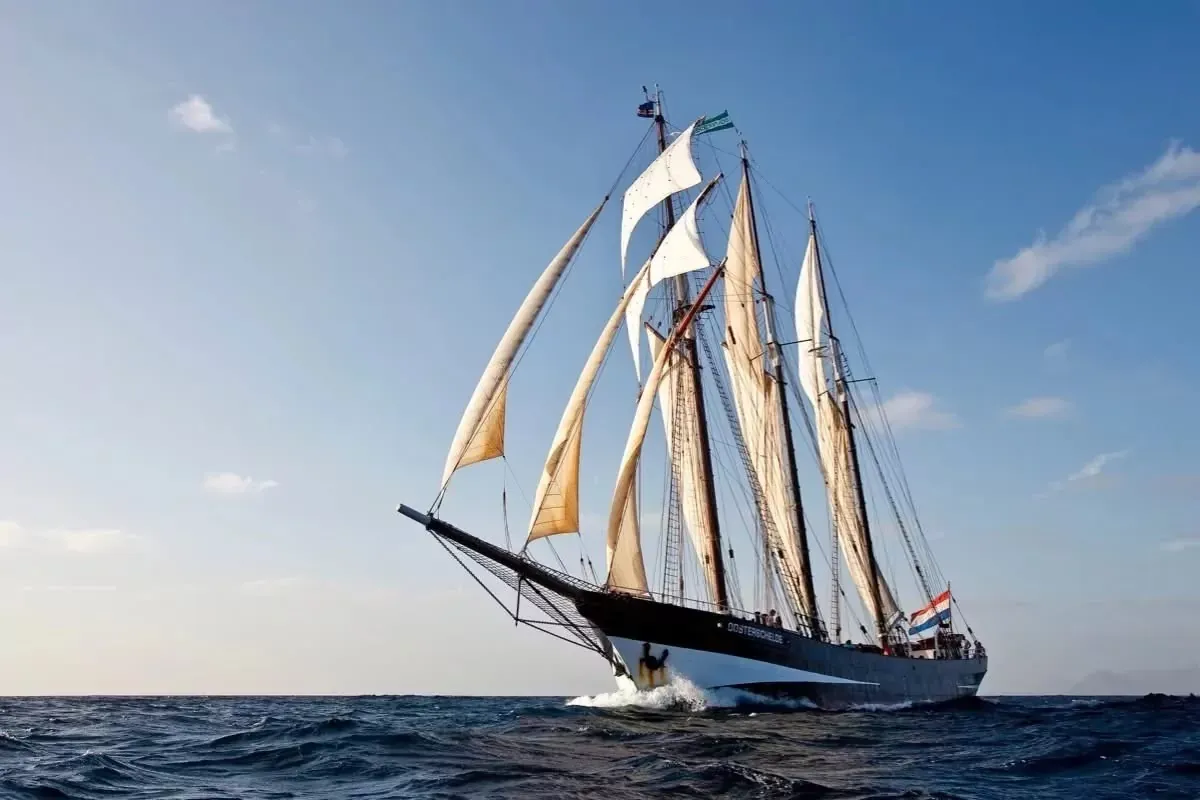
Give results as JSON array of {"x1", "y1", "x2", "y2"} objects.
[
  {"x1": 398, "y1": 506, "x2": 987, "y2": 709},
  {"x1": 576, "y1": 591, "x2": 986, "y2": 708}
]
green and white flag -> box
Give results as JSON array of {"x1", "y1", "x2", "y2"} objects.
[{"x1": 694, "y1": 110, "x2": 734, "y2": 136}]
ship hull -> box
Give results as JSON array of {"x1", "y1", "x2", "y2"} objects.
[
  {"x1": 396, "y1": 507, "x2": 987, "y2": 710},
  {"x1": 577, "y1": 592, "x2": 987, "y2": 708}
]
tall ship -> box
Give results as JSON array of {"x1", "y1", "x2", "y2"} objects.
[{"x1": 398, "y1": 91, "x2": 988, "y2": 708}]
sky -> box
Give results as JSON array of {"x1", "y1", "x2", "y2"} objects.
[{"x1": 1, "y1": 1, "x2": 1199, "y2": 696}]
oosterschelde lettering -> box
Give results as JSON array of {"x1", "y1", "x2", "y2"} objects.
[{"x1": 727, "y1": 621, "x2": 785, "y2": 645}]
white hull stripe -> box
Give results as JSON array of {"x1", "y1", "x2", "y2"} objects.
[{"x1": 609, "y1": 636, "x2": 878, "y2": 689}]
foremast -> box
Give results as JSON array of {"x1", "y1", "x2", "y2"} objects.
[{"x1": 651, "y1": 92, "x2": 730, "y2": 612}]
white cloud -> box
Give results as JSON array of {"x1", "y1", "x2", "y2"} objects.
[
  {"x1": 1038, "y1": 450, "x2": 1129, "y2": 498},
  {"x1": 987, "y1": 141, "x2": 1200, "y2": 300},
  {"x1": 1068, "y1": 450, "x2": 1128, "y2": 482},
  {"x1": 0, "y1": 520, "x2": 25, "y2": 547},
  {"x1": 168, "y1": 95, "x2": 233, "y2": 135},
  {"x1": 1160, "y1": 538, "x2": 1200, "y2": 553},
  {"x1": 51, "y1": 529, "x2": 139, "y2": 554},
  {"x1": 1044, "y1": 339, "x2": 1071, "y2": 365},
  {"x1": 1005, "y1": 396, "x2": 1072, "y2": 419},
  {"x1": 203, "y1": 473, "x2": 279, "y2": 495},
  {"x1": 870, "y1": 391, "x2": 959, "y2": 431}
]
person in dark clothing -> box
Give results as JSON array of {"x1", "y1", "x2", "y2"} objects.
[{"x1": 638, "y1": 642, "x2": 670, "y2": 688}]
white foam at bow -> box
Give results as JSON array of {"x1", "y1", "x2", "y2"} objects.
[{"x1": 566, "y1": 677, "x2": 817, "y2": 712}]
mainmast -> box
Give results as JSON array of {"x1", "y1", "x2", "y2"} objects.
[
  {"x1": 740, "y1": 145, "x2": 822, "y2": 636},
  {"x1": 653, "y1": 91, "x2": 730, "y2": 612},
  {"x1": 808, "y1": 203, "x2": 887, "y2": 642}
]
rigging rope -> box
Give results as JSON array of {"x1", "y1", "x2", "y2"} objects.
[{"x1": 501, "y1": 476, "x2": 512, "y2": 552}]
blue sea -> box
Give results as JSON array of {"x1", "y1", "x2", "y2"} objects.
[{"x1": 0, "y1": 688, "x2": 1196, "y2": 799}]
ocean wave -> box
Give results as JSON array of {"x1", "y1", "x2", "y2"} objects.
[
  {"x1": 0, "y1": 694, "x2": 1193, "y2": 798},
  {"x1": 567, "y1": 677, "x2": 713, "y2": 711},
  {"x1": 844, "y1": 700, "x2": 915, "y2": 712}
]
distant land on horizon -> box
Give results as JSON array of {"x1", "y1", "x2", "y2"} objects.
[{"x1": 1066, "y1": 667, "x2": 1200, "y2": 697}]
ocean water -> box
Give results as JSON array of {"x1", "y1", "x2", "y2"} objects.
[{"x1": 0, "y1": 686, "x2": 1196, "y2": 799}]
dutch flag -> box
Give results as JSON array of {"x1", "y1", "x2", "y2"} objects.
[{"x1": 907, "y1": 589, "x2": 952, "y2": 636}]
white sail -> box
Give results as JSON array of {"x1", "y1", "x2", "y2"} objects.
[
  {"x1": 722, "y1": 177, "x2": 762, "y2": 378},
  {"x1": 604, "y1": 323, "x2": 681, "y2": 594},
  {"x1": 795, "y1": 231, "x2": 900, "y2": 632},
  {"x1": 795, "y1": 235, "x2": 827, "y2": 412},
  {"x1": 821, "y1": 401, "x2": 900, "y2": 626},
  {"x1": 608, "y1": 478, "x2": 649, "y2": 596},
  {"x1": 647, "y1": 327, "x2": 720, "y2": 602},
  {"x1": 527, "y1": 260, "x2": 653, "y2": 541},
  {"x1": 625, "y1": 176, "x2": 721, "y2": 376},
  {"x1": 761, "y1": 378, "x2": 822, "y2": 619},
  {"x1": 607, "y1": 266, "x2": 723, "y2": 595},
  {"x1": 722, "y1": 177, "x2": 818, "y2": 620},
  {"x1": 620, "y1": 119, "x2": 702, "y2": 275},
  {"x1": 623, "y1": 262, "x2": 652, "y2": 380},
  {"x1": 647, "y1": 176, "x2": 717, "y2": 286},
  {"x1": 606, "y1": 336, "x2": 677, "y2": 595},
  {"x1": 440, "y1": 198, "x2": 607, "y2": 489}
]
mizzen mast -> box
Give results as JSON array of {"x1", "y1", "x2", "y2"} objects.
[{"x1": 808, "y1": 203, "x2": 887, "y2": 642}]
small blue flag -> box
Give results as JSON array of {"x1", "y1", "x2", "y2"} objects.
[{"x1": 636, "y1": 101, "x2": 655, "y2": 118}]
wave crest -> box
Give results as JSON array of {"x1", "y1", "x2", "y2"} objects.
[{"x1": 567, "y1": 678, "x2": 816, "y2": 712}]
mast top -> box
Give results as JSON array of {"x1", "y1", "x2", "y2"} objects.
[{"x1": 807, "y1": 198, "x2": 816, "y2": 224}]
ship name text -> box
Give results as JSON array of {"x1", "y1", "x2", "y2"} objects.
[{"x1": 726, "y1": 622, "x2": 785, "y2": 645}]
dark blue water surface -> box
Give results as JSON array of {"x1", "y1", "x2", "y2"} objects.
[{"x1": 0, "y1": 691, "x2": 1196, "y2": 799}]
